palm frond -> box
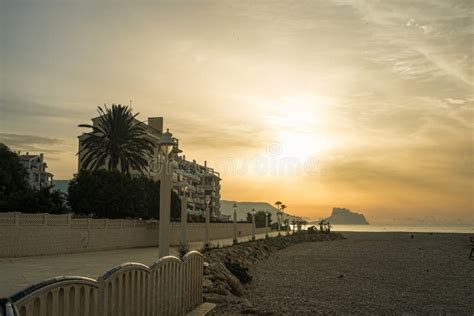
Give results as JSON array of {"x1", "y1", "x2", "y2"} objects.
[{"x1": 78, "y1": 104, "x2": 155, "y2": 174}]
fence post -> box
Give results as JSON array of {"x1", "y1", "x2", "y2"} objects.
[
  {"x1": 14, "y1": 212, "x2": 20, "y2": 226},
  {"x1": 67, "y1": 213, "x2": 72, "y2": 227},
  {"x1": 43, "y1": 213, "x2": 48, "y2": 225}
]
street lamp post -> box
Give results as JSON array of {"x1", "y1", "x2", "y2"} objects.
[
  {"x1": 158, "y1": 129, "x2": 175, "y2": 258},
  {"x1": 180, "y1": 185, "x2": 188, "y2": 245},
  {"x1": 277, "y1": 210, "x2": 282, "y2": 237},
  {"x1": 277, "y1": 210, "x2": 281, "y2": 237},
  {"x1": 204, "y1": 196, "x2": 211, "y2": 249},
  {"x1": 251, "y1": 208, "x2": 256, "y2": 241},
  {"x1": 265, "y1": 211, "x2": 269, "y2": 239},
  {"x1": 274, "y1": 201, "x2": 282, "y2": 237},
  {"x1": 233, "y1": 203, "x2": 238, "y2": 244}
]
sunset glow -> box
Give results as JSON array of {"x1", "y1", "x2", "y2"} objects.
[{"x1": 1, "y1": 0, "x2": 472, "y2": 224}]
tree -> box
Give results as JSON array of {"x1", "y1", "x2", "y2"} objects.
[
  {"x1": 0, "y1": 143, "x2": 67, "y2": 213},
  {"x1": 78, "y1": 104, "x2": 155, "y2": 174},
  {"x1": 33, "y1": 186, "x2": 68, "y2": 214},
  {"x1": 68, "y1": 169, "x2": 181, "y2": 219},
  {"x1": 274, "y1": 201, "x2": 282, "y2": 210},
  {"x1": 0, "y1": 143, "x2": 29, "y2": 198},
  {"x1": 255, "y1": 211, "x2": 272, "y2": 228},
  {"x1": 246, "y1": 211, "x2": 253, "y2": 223}
]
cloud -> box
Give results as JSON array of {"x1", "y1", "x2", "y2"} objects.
[
  {"x1": 444, "y1": 98, "x2": 466, "y2": 105},
  {"x1": 0, "y1": 96, "x2": 88, "y2": 120},
  {"x1": 0, "y1": 133, "x2": 65, "y2": 154},
  {"x1": 167, "y1": 113, "x2": 266, "y2": 152},
  {"x1": 335, "y1": 0, "x2": 473, "y2": 86},
  {"x1": 406, "y1": 18, "x2": 433, "y2": 34}
]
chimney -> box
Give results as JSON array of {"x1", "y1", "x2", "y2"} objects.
[
  {"x1": 204, "y1": 160, "x2": 207, "y2": 168},
  {"x1": 148, "y1": 117, "x2": 163, "y2": 133}
]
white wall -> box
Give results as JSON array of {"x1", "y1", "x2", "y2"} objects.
[{"x1": 0, "y1": 213, "x2": 265, "y2": 257}]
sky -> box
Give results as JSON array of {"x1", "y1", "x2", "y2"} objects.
[{"x1": 1, "y1": 0, "x2": 473, "y2": 224}]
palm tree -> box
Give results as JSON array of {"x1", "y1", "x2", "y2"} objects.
[
  {"x1": 274, "y1": 201, "x2": 282, "y2": 210},
  {"x1": 78, "y1": 104, "x2": 155, "y2": 174},
  {"x1": 280, "y1": 204, "x2": 287, "y2": 213}
]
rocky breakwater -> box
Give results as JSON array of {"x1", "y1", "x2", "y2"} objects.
[{"x1": 201, "y1": 231, "x2": 345, "y2": 311}]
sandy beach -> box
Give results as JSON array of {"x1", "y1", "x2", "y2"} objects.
[{"x1": 239, "y1": 232, "x2": 473, "y2": 315}]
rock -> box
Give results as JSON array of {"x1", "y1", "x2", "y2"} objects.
[
  {"x1": 204, "y1": 274, "x2": 217, "y2": 281},
  {"x1": 203, "y1": 277, "x2": 214, "y2": 288},
  {"x1": 204, "y1": 293, "x2": 228, "y2": 304},
  {"x1": 214, "y1": 262, "x2": 245, "y2": 297},
  {"x1": 202, "y1": 232, "x2": 346, "y2": 309},
  {"x1": 204, "y1": 293, "x2": 242, "y2": 304},
  {"x1": 325, "y1": 207, "x2": 369, "y2": 225}
]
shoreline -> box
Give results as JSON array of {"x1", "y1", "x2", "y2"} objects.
[{"x1": 330, "y1": 225, "x2": 473, "y2": 234}]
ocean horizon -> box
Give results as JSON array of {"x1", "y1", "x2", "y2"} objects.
[{"x1": 331, "y1": 224, "x2": 474, "y2": 234}]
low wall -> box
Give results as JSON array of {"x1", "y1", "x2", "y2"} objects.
[
  {"x1": 170, "y1": 222, "x2": 268, "y2": 244},
  {"x1": 0, "y1": 213, "x2": 266, "y2": 257}
]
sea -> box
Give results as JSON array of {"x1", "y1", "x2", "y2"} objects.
[{"x1": 330, "y1": 225, "x2": 474, "y2": 234}]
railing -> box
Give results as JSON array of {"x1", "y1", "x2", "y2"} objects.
[
  {"x1": 5, "y1": 251, "x2": 204, "y2": 316},
  {"x1": 0, "y1": 213, "x2": 155, "y2": 230},
  {"x1": 10, "y1": 276, "x2": 98, "y2": 316}
]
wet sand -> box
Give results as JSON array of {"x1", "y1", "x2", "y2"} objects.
[{"x1": 245, "y1": 232, "x2": 473, "y2": 315}]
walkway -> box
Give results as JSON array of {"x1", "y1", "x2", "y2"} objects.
[{"x1": 0, "y1": 231, "x2": 282, "y2": 297}]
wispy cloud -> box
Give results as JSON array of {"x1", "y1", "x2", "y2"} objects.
[
  {"x1": 0, "y1": 133, "x2": 65, "y2": 154},
  {"x1": 335, "y1": 0, "x2": 473, "y2": 86},
  {"x1": 0, "y1": 0, "x2": 472, "y2": 220}
]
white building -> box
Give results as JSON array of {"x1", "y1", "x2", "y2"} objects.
[
  {"x1": 78, "y1": 116, "x2": 223, "y2": 219},
  {"x1": 19, "y1": 153, "x2": 54, "y2": 190}
]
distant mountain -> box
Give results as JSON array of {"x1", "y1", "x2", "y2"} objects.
[
  {"x1": 52, "y1": 179, "x2": 70, "y2": 194},
  {"x1": 325, "y1": 207, "x2": 369, "y2": 225},
  {"x1": 220, "y1": 200, "x2": 301, "y2": 222}
]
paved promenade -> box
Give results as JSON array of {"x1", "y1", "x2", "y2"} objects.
[{"x1": 0, "y1": 231, "x2": 280, "y2": 297}]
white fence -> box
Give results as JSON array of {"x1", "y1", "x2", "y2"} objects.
[
  {"x1": 6, "y1": 251, "x2": 204, "y2": 316},
  {"x1": 0, "y1": 212, "x2": 148, "y2": 229},
  {"x1": 0, "y1": 212, "x2": 264, "y2": 257}
]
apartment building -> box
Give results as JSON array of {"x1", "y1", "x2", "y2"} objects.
[
  {"x1": 175, "y1": 156, "x2": 221, "y2": 218},
  {"x1": 19, "y1": 153, "x2": 54, "y2": 190},
  {"x1": 77, "y1": 116, "x2": 223, "y2": 219}
]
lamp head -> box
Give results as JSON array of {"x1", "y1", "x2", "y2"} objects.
[
  {"x1": 158, "y1": 128, "x2": 175, "y2": 156},
  {"x1": 205, "y1": 196, "x2": 211, "y2": 205}
]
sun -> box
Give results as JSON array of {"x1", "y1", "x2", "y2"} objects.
[
  {"x1": 260, "y1": 94, "x2": 332, "y2": 159},
  {"x1": 278, "y1": 131, "x2": 328, "y2": 159}
]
